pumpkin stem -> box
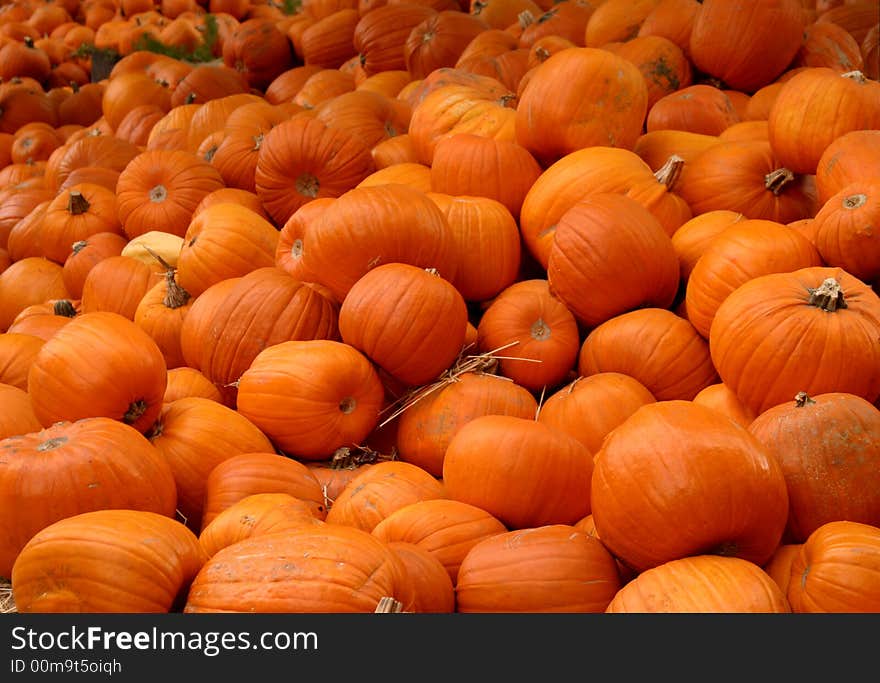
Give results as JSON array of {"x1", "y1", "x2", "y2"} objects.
[
  {"x1": 290, "y1": 238, "x2": 303, "y2": 260},
  {"x1": 530, "y1": 317, "x2": 551, "y2": 341},
  {"x1": 841, "y1": 70, "x2": 866, "y2": 84},
  {"x1": 67, "y1": 190, "x2": 90, "y2": 215},
  {"x1": 808, "y1": 278, "x2": 847, "y2": 312},
  {"x1": 53, "y1": 300, "x2": 77, "y2": 318},
  {"x1": 295, "y1": 172, "x2": 319, "y2": 198},
  {"x1": 23, "y1": 36, "x2": 34, "y2": 48},
  {"x1": 71, "y1": 239, "x2": 88, "y2": 255},
  {"x1": 535, "y1": 46, "x2": 551, "y2": 63},
  {"x1": 185, "y1": 91, "x2": 196, "y2": 104},
  {"x1": 472, "y1": 0, "x2": 487, "y2": 14},
  {"x1": 329, "y1": 444, "x2": 381, "y2": 470},
  {"x1": 654, "y1": 154, "x2": 685, "y2": 190},
  {"x1": 713, "y1": 540, "x2": 739, "y2": 557},
  {"x1": 123, "y1": 399, "x2": 148, "y2": 425},
  {"x1": 794, "y1": 392, "x2": 816, "y2": 408},
  {"x1": 374, "y1": 597, "x2": 405, "y2": 613},
  {"x1": 251, "y1": 133, "x2": 263, "y2": 152},
  {"x1": 36, "y1": 436, "x2": 68, "y2": 452},
  {"x1": 143, "y1": 245, "x2": 191, "y2": 309},
  {"x1": 764, "y1": 168, "x2": 795, "y2": 196},
  {"x1": 338, "y1": 396, "x2": 357, "y2": 415},
  {"x1": 149, "y1": 184, "x2": 168, "y2": 203},
  {"x1": 518, "y1": 10, "x2": 535, "y2": 28}
]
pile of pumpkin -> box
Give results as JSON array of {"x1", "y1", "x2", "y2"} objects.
[{"x1": 0, "y1": 0, "x2": 879, "y2": 614}]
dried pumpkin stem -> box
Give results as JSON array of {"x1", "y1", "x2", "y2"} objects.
[
  {"x1": 794, "y1": 392, "x2": 816, "y2": 408},
  {"x1": 764, "y1": 168, "x2": 795, "y2": 196},
  {"x1": 67, "y1": 190, "x2": 90, "y2": 215},
  {"x1": 123, "y1": 399, "x2": 148, "y2": 425},
  {"x1": 654, "y1": 154, "x2": 685, "y2": 190},
  {"x1": 843, "y1": 193, "x2": 867, "y2": 210},
  {"x1": 807, "y1": 278, "x2": 847, "y2": 312},
  {"x1": 53, "y1": 300, "x2": 77, "y2": 318},
  {"x1": 841, "y1": 70, "x2": 866, "y2": 84}
]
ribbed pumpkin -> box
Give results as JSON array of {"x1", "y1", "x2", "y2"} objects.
[
  {"x1": 811, "y1": 179, "x2": 880, "y2": 283},
  {"x1": 0, "y1": 383, "x2": 41, "y2": 440},
  {"x1": 646, "y1": 84, "x2": 741, "y2": 136},
  {"x1": 606, "y1": 555, "x2": 791, "y2": 613},
  {"x1": 179, "y1": 267, "x2": 340, "y2": 407},
  {"x1": 396, "y1": 371, "x2": 538, "y2": 477},
  {"x1": 61, "y1": 232, "x2": 128, "y2": 300},
  {"x1": 325, "y1": 460, "x2": 446, "y2": 533},
  {"x1": 578, "y1": 308, "x2": 719, "y2": 401},
  {"x1": 748, "y1": 392, "x2": 880, "y2": 543},
  {"x1": 592, "y1": 400, "x2": 790, "y2": 574},
  {"x1": 443, "y1": 415, "x2": 593, "y2": 530},
  {"x1": 684, "y1": 219, "x2": 823, "y2": 339},
  {"x1": 371, "y1": 498, "x2": 508, "y2": 584},
  {"x1": 79, "y1": 254, "x2": 158, "y2": 320},
  {"x1": 354, "y1": 3, "x2": 438, "y2": 76},
  {"x1": 0, "y1": 417, "x2": 177, "y2": 578},
  {"x1": 115, "y1": 148, "x2": 226, "y2": 240},
  {"x1": 546, "y1": 193, "x2": 680, "y2": 328},
  {"x1": 0, "y1": 256, "x2": 70, "y2": 331},
  {"x1": 184, "y1": 523, "x2": 416, "y2": 612},
  {"x1": 27, "y1": 311, "x2": 167, "y2": 433},
  {"x1": 767, "y1": 68, "x2": 880, "y2": 176},
  {"x1": 387, "y1": 541, "x2": 456, "y2": 613},
  {"x1": 692, "y1": 382, "x2": 756, "y2": 429},
  {"x1": 222, "y1": 17, "x2": 294, "y2": 91},
  {"x1": 515, "y1": 47, "x2": 648, "y2": 166},
  {"x1": 537, "y1": 373, "x2": 657, "y2": 455},
  {"x1": 688, "y1": 0, "x2": 806, "y2": 92},
  {"x1": 235, "y1": 339, "x2": 385, "y2": 461},
  {"x1": 788, "y1": 519, "x2": 880, "y2": 613},
  {"x1": 11, "y1": 510, "x2": 206, "y2": 612},
  {"x1": 163, "y1": 367, "x2": 223, "y2": 405},
  {"x1": 133, "y1": 263, "x2": 193, "y2": 370},
  {"x1": 198, "y1": 493, "x2": 324, "y2": 559},
  {"x1": 456, "y1": 525, "x2": 622, "y2": 613},
  {"x1": 339, "y1": 263, "x2": 468, "y2": 388},
  {"x1": 0, "y1": 333, "x2": 44, "y2": 391},
  {"x1": 294, "y1": 183, "x2": 459, "y2": 304},
  {"x1": 814, "y1": 130, "x2": 880, "y2": 206},
  {"x1": 671, "y1": 209, "x2": 746, "y2": 283},
  {"x1": 709, "y1": 267, "x2": 880, "y2": 415}
]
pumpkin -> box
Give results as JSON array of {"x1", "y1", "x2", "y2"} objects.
[
  {"x1": 371, "y1": 498, "x2": 507, "y2": 584},
  {"x1": 235, "y1": 339, "x2": 385, "y2": 461},
  {"x1": 670, "y1": 209, "x2": 746, "y2": 283},
  {"x1": 184, "y1": 523, "x2": 416, "y2": 613},
  {"x1": 763, "y1": 543, "x2": 803, "y2": 596},
  {"x1": 605, "y1": 34, "x2": 693, "y2": 111},
  {"x1": 146, "y1": 396, "x2": 275, "y2": 531},
  {"x1": 592, "y1": 400, "x2": 790, "y2": 574},
  {"x1": 7, "y1": 299, "x2": 80, "y2": 341},
  {"x1": 44, "y1": 135, "x2": 140, "y2": 195},
  {"x1": 179, "y1": 267, "x2": 339, "y2": 407},
  {"x1": 299, "y1": 8, "x2": 360, "y2": 69},
  {"x1": 254, "y1": 113, "x2": 375, "y2": 228},
  {"x1": 456, "y1": 524, "x2": 622, "y2": 613},
  {"x1": 39, "y1": 182, "x2": 123, "y2": 265},
  {"x1": 767, "y1": 67, "x2": 880, "y2": 176},
  {"x1": 199, "y1": 493, "x2": 324, "y2": 559},
  {"x1": 200, "y1": 452, "x2": 327, "y2": 531},
  {"x1": 546, "y1": 192, "x2": 680, "y2": 328},
  {"x1": 709, "y1": 267, "x2": 880, "y2": 415},
  {"x1": 787, "y1": 520, "x2": 880, "y2": 612},
  {"x1": 795, "y1": 19, "x2": 864, "y2": 72},
  {"x1": 79, "y1": 254, "x2": 158, "y2": 320},
  {"x1": 688, "y1": 0, "x2": 806, "y2": 92},
  {"x1": 396, "y1": 370, "x2": 538, "y2": 477},
  {"x1": 353, "y1": 3, "x2": 438, "y2": 76},
  {"x1": 319, "y1": 458, "x2": 445, "y2": 533},
  {"x1": 0, "y1": 256, "x2": 70, "y2": 331},
  {"x1": 692, "y1": 382, "x2": 756, "y2": 429},
  {"x1": 26, "y1": 310, "x2": 167, "y2": 433},
  {"x1": 313, "y1": 89, "x2": 412, "y2": 150},
  {"x1": 11, "y1": 509, "x2": 206, "y2": 613},
  {"x1": 61, "y1": 232, "x2": 128, "y2": 300},
  {"x1": 684, "y1": 218, "x2": 823, "y2": 339},
  {"x1": 606, "y1": 555, "x2": 791, "y2": 613},
  {"x1": 222, "y1": 17, "x2": 294, "y2": 91},
  {"x1": 0, "y1": 416, "x2": 178, "y2": 578},
  {"x1": 811, "y1": 179, "x2": 880, "y2": 283},
  {"x1": 0, "y1": 333, "x2": 44, "y2": 391},
  {"x1": 515, "y1": 47, "x2": 648, "y2": 166},
  {"x1": 101, "y1": 70, "x2": 172, "y2": 131},
  {"x1": 163, "y1": 367, "x2": 223, "y2": 405},
  {"x1": 646, "y1": 84, "x2": 740, "y2": 137},
  {"x1": 537, "y1": 373, "x2": 657, "y2": 455},
  {"x1": 386, "y1": 541, "x2": 455, "y2": 613},
  {"x1": 443, "y1": 414, "x2": 593, "y2": 530},
  {"x1": 404, "y1": 10, "x2": 489, "y2": 80},
  {"x1": 814, "y1": 130, "x2": 880, "y2": 206},
  {"x1": 0, "y1": 382, "x2": 41, "y2": 441},
  {"x1": 748, "y1": 392, "x2": 880, "y2": 543}
]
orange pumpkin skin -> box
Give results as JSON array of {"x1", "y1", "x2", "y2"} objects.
[
  {"x1": 0, "y1": 333, "x2": 44, "y2": 391},
  {"x1": 185, "y1": 523, "x2": 416, "y2": 613},
  {"x1": 456, "y1": 525, "x2": 622, "y2": 613},
  {"x1": 688, "y1": 0, "x2": 806, "y2": 93},
  {"x1": 811, "y1": 180, "x2": 880, "y2": 283},
  {"x1": 578, "y1": 308, "x2": 718, "y2": 402},
  {"x1": 199, "y1": 493, "x2": 325, "y2": 559},
  {"x1": 11, "y1": 509, "x2": 206, "y2": 613},
  {"x1": 371, "y1": 498, "x2": 507, "y2": 584},
  {"x1": 339, "y1": 263, "x2": 468, "y2": 387},
  {"x1": 538, "y1": 373, "x2": 656, "y2": 455},
  {"x1": 684, "y1": 218, "x2": 823, "y2": 339},
  {"x1": 606, "y1": 555, "x2": 791, "y2": 613},
  {"x1": 547, "y1": 193, "x2": 680, "y2": 329},
  {"x1": 387, "y1": 541, "x2": 456, "y2": 613},
  {"x1": 200, "y1": 452, "x2": 328, "y2": 531},
  {"x1": 591, "y1": 400, "x2": 790, "y2": 574},
  {"x1": 605, "y1": 34, "x2": 693, "y2": 111},
  {"x1": 179, "y1": 267, "x2": 340, "y2": 407},
  {"x1": 515, "y1": 47, "x2": 648, "y2": 166},
  {"x1": 768, "y1": 68, "x2": 880, "y2": 176},
  {"x1": 692, "y1": 382, "x2": 756, "y2": 429},
  {"x1": 787, "y1": 520, "x2": 880, "y2": 613},
  {"x1": 709, "y1": 267, "x2": 880, "y2": 416},
  {"x1": 671, "y1": 210, "x2": 747, "y2": 283},
  {"x1": 748, "y1": 392, "x2": 880, "y2": 543},
  {"x1": 27, "y1": 311, "x2": 167, "y2": 434},
  {"x1": 763, "y1": 543, "x2": 802, "y2": 596},
  {"x1": 0, "y1": 417, "x2": 178, "y2": 578},
  {"x1": 814, "y1": 130, "x2": 880, "y2": 206},
  {"x1": 324, "y1": 460, "x2": 446, "y2": 533},
  {"x1": 396, "y1": 371, "x2": 538, "y2": 477},
  {"x1": 0, "y1": 383, "x2": 41, "y2": 440},
  {"x1": 646, "y1": 84, "x2": 740, "y2": 137},
  {"x1": 236, "y1": 340, "x2": 385, "y2": 461},
  {"x1": 222, "y1": 18, "x2": 294, "y2": 91},
  {"x1": 163, "y1": 367, "x2": 223, "y2": 405},
  {"x1": 443, "y1": 415, "x2": 593, "y2": 530},
  {"x1": 0, "y1": 256, "x2": 70, "y2": 332}
]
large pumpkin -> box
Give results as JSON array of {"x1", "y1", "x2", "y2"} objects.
[
  {"x1": 11, "y1": 509, "x2": 205, "y2": 612},
  {"x1": 709, "y1": 266, "x2": 880, "y2": 415},
  {"x1": 591, "y1": 400, "x2": 790, "y2": 573},
  {"x1": 0, "y1": 417, "x2": 177, "y2": 578}
]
